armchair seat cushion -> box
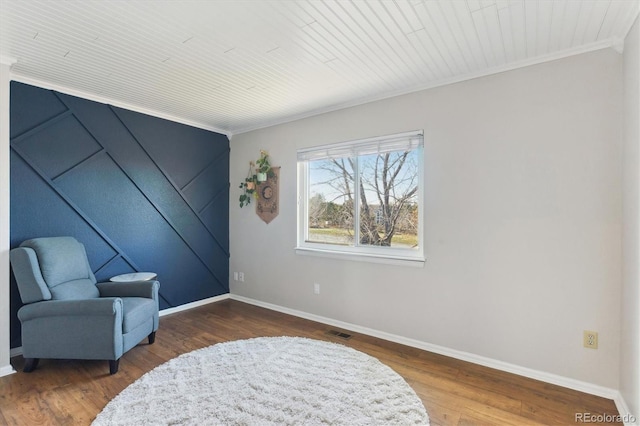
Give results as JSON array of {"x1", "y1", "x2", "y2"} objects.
[{"x1": 121, "y1": 297, "x2": 157, "y2": 333}]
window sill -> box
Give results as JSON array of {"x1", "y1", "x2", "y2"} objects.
[{"x1": 295, "y1": 246, "x2": 425, "y2": 268}]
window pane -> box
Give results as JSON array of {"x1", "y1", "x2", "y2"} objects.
[
  {"x1": 358, "y1": 150, "x2": 419, "y2": 248},
  {"x1": 307, "y1": 158, "x2": 355, "y2": 246},
  {"x1": 297, "y1": 130, "x2": 424, "y2": 264}
]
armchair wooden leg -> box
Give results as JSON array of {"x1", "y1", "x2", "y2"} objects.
[
  {"x1": 109, "y1": 359, "x2": 120, "y2": 375},
  {"x1": 148, "y1": 331, "x2": 156, "y2": 345},
  {"x1": 23, "y1": 358, "x2": 39, "y2": 373}
]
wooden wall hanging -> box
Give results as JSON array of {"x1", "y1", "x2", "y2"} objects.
[{"x1": 256, "y1": 167, "x2": 280, "y2": 224}]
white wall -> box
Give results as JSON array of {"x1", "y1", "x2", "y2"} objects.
[
  {"x1": 0, "y1": 58, "x2": 15, "y2": 377},
  {"x1": 621, "y1": 17, "x2": 640, "y2": 420},
  {"x1": 230, "y1": 48, "x2": 624, "y2": 389}
]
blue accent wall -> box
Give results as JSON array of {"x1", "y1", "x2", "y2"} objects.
[{"x1": 9, "y1": 81, "x2": 230, "y2": 348}]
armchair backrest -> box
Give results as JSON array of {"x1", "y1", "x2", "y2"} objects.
[{"x1": 10, "y1": 237, "x2": 99, "y2": 303}]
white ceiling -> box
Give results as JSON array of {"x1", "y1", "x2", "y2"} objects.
[{"x1": 1, "y1": 1, "x2": 638, "y2": 136}]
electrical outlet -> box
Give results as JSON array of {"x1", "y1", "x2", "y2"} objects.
[
  {"x1": 239, "y1": 272, "x2": 244, "y2": 282},
  {"x1": 233, "y1": 272, "x2": 238, "y2": 281},
  {"x1": 583, "y1": 330, "x2": 598, "y2": 349},
  {"x1": 313, "y1": 283, "x2": 320, "y2": 295}
]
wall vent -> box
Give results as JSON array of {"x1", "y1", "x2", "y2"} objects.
[{"x1": 326, "y1": 330, "x2": 352, "y2": 339}]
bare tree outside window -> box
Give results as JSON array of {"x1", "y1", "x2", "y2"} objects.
[{"x1": 307, "y1": 149, "x2": 419, "y2": 248}]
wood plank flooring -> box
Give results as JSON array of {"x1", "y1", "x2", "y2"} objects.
[{"x1": 0, "y1": 299, "x2": 622, "y2": 425}]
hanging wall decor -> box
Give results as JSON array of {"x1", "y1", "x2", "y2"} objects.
[
  {"x1": 239, "y1": 150, "x2": 272, "y2": 208},
  {"x1": 256, "y1": 166, "x2": 280, "y2": 224},
  {"x1": 238, "y1": 150, "x2": 280, "y2": 223}
]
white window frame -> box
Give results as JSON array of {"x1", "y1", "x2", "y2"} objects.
[{"x1": 296, "y1": 130, "x2": 425, "y2": 267}]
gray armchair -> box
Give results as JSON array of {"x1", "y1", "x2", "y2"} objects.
[{"x1": 10, "y1": 236, "x2": 160, "y2": 374}]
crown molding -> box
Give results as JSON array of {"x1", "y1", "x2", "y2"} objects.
[
  {"x1": 0, "y1": 56, "x2": 17, "y2": 66},
  {"x1": 8, "y1": 73, "x2": 232, "y2": 138},
  {"x1": 234, "y1": 38, "x2": 622, "y2": 135}
]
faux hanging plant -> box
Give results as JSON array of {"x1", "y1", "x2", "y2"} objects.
[{"x1": 239, "y1": 150, "x2": 274, "y2": 208}]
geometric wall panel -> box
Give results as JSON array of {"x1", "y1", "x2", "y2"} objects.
[
  {"x1": 9, "y1": 82, "x2": 68, "y2": 139},
  {"x1": 14, "y1": 114, "x2": 102, "y2": 180},
  {"x1": 9, "y1": 81, "x2": 230, "y2": 348},
  {"x1": 113, "y1": 107, "x2": 229, "y2": 190},
  {"x1": 183, "y1": 159, "x2": 230, "y2": 213}
]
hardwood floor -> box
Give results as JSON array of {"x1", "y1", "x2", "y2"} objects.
[{"x1": 0, "y1": 299, "x2": 622, "y2": 425}]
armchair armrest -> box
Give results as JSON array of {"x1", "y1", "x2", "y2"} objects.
[
  {"x1": 18, "y1": 298, "x2": 123, "y2": 322},
  {"x1": 96, "y1": 280, "x2": 160, "y2": 299},
  {"x1": 17, "y1": 298, "x2": 126, "y2": 361}
]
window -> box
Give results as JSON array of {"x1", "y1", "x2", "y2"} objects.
[{"x1": 296, "y1": 130, "x2": 424, "y2": 266}]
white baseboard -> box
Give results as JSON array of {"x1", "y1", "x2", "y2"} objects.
[
  {"x1": 613, "y1": 391, "x2": 639, "y2": 426},
  {"x1": 229, "y1": 294, "x2": 623, "y2": 402},
  {"x1": 159, "y1": 293, "x2": 230, "y2": 317},
  {"x1": 0, "y1": 363, "x2": 16, "y2": 377}
]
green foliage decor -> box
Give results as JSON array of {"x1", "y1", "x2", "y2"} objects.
[{"x1": 239, "y1": 150, "x2": 273, "y2": 208}]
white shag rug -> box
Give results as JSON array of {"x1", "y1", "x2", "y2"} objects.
[{"x1": 92, "y1": 336, "x2": 429, "y2": 425}]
